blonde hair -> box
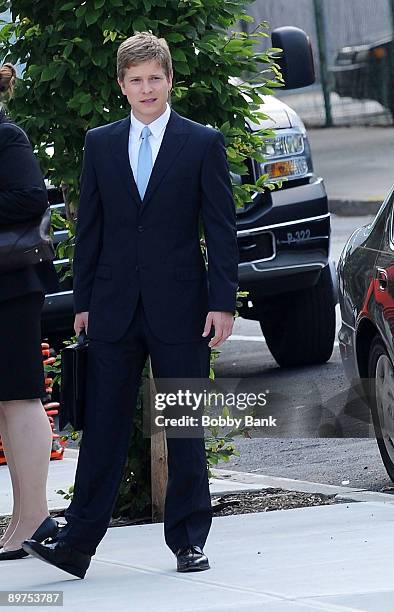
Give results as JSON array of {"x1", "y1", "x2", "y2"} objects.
[
  {"x1": 0, "y1": 62, "x2": 16, "y2": 98},
  {"x1": 117, "y1": 32, "x2": 172, "y2": 81}
]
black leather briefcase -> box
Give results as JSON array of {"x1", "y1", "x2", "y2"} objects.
[{"x1": 60, "y1": 331, "x2": 89, "y2": 431}]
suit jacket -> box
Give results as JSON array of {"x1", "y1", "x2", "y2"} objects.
[
  {"x1": 0, "y1": 111, "x2": 58, "y2": 303},
  {"x1": 74, "y1": 109, "x2": 239, "y2": 344}
]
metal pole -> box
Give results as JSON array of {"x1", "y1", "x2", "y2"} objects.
[{"x1": 312, "y1": 0, "x2": 333, "y2": 127}]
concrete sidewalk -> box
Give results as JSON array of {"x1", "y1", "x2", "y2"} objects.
[
  {"x1": 3, "y1": 502, "x2": 394, "y2": 612},
  {"x1": 2, "y1": 452, "x2": 394, "y2": 611}
]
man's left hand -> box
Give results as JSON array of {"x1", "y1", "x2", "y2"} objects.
[{"x1": 202, "y1": 311, "x2": 234, "y2": 348}]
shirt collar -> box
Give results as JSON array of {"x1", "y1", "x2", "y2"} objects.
[{"x1": 130, "y1": 103, "x2": 171, "y2": 139}]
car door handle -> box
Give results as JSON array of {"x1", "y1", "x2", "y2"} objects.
[{"x1": 376, "y1": 267, "x2": 388, "y2": 291}]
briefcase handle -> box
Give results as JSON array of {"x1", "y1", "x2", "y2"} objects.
[{"x1": 77, "y1": 330, "x2": 88, "y2": 346}]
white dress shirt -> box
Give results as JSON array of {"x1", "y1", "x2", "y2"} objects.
[{"x1": 128, "y1": 103, "x2": 171, "y2": 182}]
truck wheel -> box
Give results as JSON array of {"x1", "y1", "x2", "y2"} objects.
[
  {"x1": 259, "y1": 265, "x2": 336, "y2": 367},
  {"x1": 368, "y1": 335, "x2": 394, "y2": 481}
]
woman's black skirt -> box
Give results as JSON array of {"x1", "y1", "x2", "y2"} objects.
[{"x1": 0, "y1": 292, "x2": 45, "y2": 401}]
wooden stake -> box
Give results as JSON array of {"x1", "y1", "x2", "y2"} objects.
[{"x1": 149, "y1": 359, "x2": 168, "y2": 522}]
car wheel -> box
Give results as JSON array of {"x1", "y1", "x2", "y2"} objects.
[
  {"x1": 259, "y1": 265, "x2": 336, "y2": 367},
  {"x1": 368, "y1": 335, "x2": 394, "y2": 481}
]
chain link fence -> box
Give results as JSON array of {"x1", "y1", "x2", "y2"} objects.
[{"x1": 246, "y1": 0, "x2": 394, "y2": 127}]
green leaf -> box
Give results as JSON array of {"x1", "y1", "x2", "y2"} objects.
[
  {"x1": 75, "y1": 4, "x2": 87, "y2": 17},
  {"x1": 85, "y1": 9, "x2": 100, "y2": 26},
  {"x1": 0, "y1": 22, "x2": 14, "y2": 41},
  {"x1": 94, "y1": 0, "x2": 105, "y2": 7},
  {"x1": 132, "y1": 18, "x2": 146, "y2": 33},
  {"x1": 238, "y1": 14, "x2": 254, "y2": 23},
  {"x1": 165, "y1": 32, "x2": 185, "y2": 43},
  {"x1": 256, "y1": 175, "x2": 267, "y2": 188},
  {"x1": 174, "y1": 62, "x2": 190, "y2": 76},
  {"x1": 60, "y1": 2, "x2": 75, "y2": 10},
  {"x1": 62, "y1": 42, "x2": 73, "y2": 59},
  {"x1": 171, "y1": 48, "x2": 187, "y2": 62},
  {"x1": 40, "y1": 64, "x2": 59, "y2": 82},
  {"x1": 80, "y1": 101, "x2": 93, "y2": 116},
  {"x1": 26, "y1": 64, "x2": 41, "y2": 78},
  {"x1": 211, "y1": 78, "x2": 222, "y2": 94}
]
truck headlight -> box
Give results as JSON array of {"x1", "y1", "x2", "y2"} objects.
[
  {"x1": 264, "y1": 131, "x2": 304, "y2": 158},
  {"x1": 261, "y1": 128, "x2": 311, "y2": 181}
]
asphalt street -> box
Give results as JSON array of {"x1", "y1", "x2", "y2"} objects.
[
  {"x1": 309, "y1": 126, "x2": 394, "y2": 203},
  {"x1": 215, "y1": 213, "x2": 394, "y2": 493}
]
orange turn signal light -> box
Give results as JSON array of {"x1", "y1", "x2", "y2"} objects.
[{"x1": 372, "y1": 47, "x2": 387, "y2": 59}]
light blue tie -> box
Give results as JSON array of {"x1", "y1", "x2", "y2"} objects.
[{"x1": 136, "y1": 126, "x2": 152, "y2": 200}]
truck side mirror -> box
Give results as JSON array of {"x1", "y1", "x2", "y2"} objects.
[{"x1": 271, "y1": 26, "x2": 315, "y2": 89}]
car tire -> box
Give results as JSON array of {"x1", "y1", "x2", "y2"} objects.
[
  {"x1": 368, "y1": 335, "x2": 394, "y2": 482},
  {"x1": 259, "y1": 265, "x2": 336, "y2": 367}
]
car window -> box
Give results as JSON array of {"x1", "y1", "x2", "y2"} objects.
[{"x1": 369, "y1": 185, "x2": 394, "y2": 233}]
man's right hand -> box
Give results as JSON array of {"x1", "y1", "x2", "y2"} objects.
[{"x1": 74, "y1": 312, "x2": 89, "y2": 336}]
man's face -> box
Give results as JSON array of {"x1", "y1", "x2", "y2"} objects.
[{"x1": 118, "y1": 59, "x2": 172, "y2": 124}]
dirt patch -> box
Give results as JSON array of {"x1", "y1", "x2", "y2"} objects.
[{"x1": 210, "y1": 487, "x2": 349, "y2": 517}]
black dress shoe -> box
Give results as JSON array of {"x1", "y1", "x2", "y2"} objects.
[
  {"x1": 21, "y1": 539, "x2": 91, "y2": 579},
  {"x1": 0, "y1": 516, "x2": 59, "y2": 561},
  {"x1": 176, "y1": 545, "x2": 210, "y2": 572}
]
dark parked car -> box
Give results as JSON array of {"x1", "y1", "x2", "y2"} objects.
[
  {"x1": 331, "y1": 36, "x2": 394, "y2": 118},
  {"x1": 338, "y1": 188, "x2": 394, "y2": 479}
]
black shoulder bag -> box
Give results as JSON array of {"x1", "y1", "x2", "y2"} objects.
[
  {"x1": 0, "y1": 206, "x2": 55, "y2": 273},
  {"x1": 0, "y1": 122, "x2": 55, "y2": 273}
]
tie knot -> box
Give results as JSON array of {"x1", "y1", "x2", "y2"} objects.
[{"x1": 141, "y1": 126, "x2": 151, "y2": 140}]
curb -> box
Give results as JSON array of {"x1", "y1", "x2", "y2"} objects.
[
  {"x1": 329, "y1": 198, "x2": 382, "y2": 217},
  {"x1": 212, "y1": 468, "x2": 394, "y2": 505}
]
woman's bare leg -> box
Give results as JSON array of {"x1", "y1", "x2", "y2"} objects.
[
  {"x1": 1, "y1": 399, "x2": 52, "y2": 551},
  {"x1": 0, "y1": 402, "x2": 21, "y2": 546}
]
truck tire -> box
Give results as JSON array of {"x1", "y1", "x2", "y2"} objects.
[{"x1": 259, "y1": 265, "x2": 336, "y2": 367}]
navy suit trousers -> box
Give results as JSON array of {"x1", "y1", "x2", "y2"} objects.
[{"x1": 58, "y1": 296, "x2": 213, "y2": 556}]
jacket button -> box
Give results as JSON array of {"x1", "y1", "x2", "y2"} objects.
[{"x1": 138, "y1": 226, "x2": 143, "y2": 232}]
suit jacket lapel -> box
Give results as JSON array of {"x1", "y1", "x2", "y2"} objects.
[
  {"x1": 108, "y1": 110, "x2": 189, "y2": 211},
  {"x1": 109, "y1": 115, "x2": 142, "y2": 206},
  {"x1": 141, "y1": 110, "x2": 190, "y2": 211}
]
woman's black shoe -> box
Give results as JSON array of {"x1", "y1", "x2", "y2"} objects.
[
  {"x1": 0, "y1": 547, "x2": 29, "y2": 560},
  {"x1": 0, "y1": 516, "x2": 59, "y2": 561},
  {"x1": 31, "y1": 516, "x2": 59, "y2": 543}
]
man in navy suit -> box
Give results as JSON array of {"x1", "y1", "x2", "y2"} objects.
[{"x1": 23, "y1": 32, "x2": 238, "y2": 579}]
